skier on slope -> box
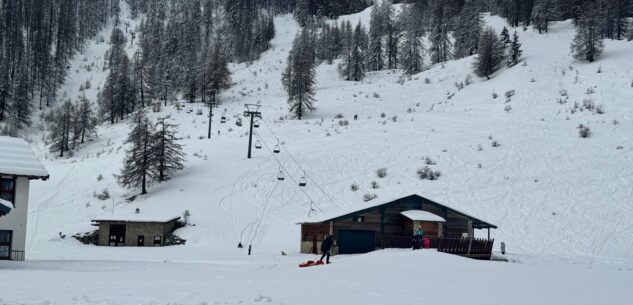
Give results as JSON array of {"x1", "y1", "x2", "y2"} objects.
[{"x1": 319, "y1": 234, "x2": 333, "y2": 264}]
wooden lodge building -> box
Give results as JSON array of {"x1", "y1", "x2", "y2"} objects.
[{"x1": 299, "y1": 194, "x2": 497, "y2": 259}]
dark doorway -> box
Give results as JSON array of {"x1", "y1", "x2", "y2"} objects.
[
  {"x1": 0, "y1": 230, "x2": 11, "y2": 260},
  {"x1": 338, "y1": 229, "x2": 376, "y2": 254},
  {"x1": 137, "y1": 235, "x2": 145, "y2": 246},
  {"x1": 109, "y1": 224, "x2": 126, "y2": 246}
]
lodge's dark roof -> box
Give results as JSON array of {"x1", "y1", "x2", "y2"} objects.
[{"x1": 299, "y1": 194, "x2": 497, "y2": 229}]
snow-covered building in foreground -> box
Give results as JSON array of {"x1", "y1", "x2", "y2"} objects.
[
  {"x1": 0, "y1": 136, "x2": 49, "y2": 261},
  {"x1": 299, "y1": 194, "x2": 497, "y2": 259}
]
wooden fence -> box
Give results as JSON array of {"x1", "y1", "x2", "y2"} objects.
[{"x1": 437, "y1": 238, "x2": 494, "y2": 260}]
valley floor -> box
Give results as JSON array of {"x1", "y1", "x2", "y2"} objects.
[{"x1": 2, "y1": 250, "x2": 631, "y2": 305}]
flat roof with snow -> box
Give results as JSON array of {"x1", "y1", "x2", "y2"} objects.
[
  {"x1": 91, "y1": 215, "x2": 181, "y2": 224},
  {"x1": 0, "y1": 136, "x2": 49, "y2": 180},
  {"x1": 401, "y1": 210, "x2": 446, "y2": 222}
]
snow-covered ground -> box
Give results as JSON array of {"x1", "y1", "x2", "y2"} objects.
[
  {"x1": 3, "y1": 249, "x2": 632, "y2": 305},
  {"x1": 2, "y1": 3, "x2": 633, "y2": 305}
]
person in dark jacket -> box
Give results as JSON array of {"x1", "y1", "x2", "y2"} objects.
[{"x1": 320, "y1": 234, "x2": 333, "y2": 264}]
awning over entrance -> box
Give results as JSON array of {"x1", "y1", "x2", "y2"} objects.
[
  {"x1": 0, "y1": 198, "x2": 12, "y2": 216},
  {"x1": 401, "y1": 210, "x2": 446, "y2": 222}
]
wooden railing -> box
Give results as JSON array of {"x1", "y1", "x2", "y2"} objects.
[
  {"x1": 381, "y1": 236, "x2": 494, "y2": 260},
  {"x1": 437, "y1": 238, "x2": 494, "y2": 260}
]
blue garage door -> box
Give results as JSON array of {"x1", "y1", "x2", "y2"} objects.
[{"x1": 338, "y1": 229, "x2": 376, "y2": 254}]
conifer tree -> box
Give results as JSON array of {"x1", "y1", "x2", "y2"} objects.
[
  {"x1": 507, "y1": 31, "x2": 523, "y2": 67},
  {"x1": 205, "y1": 41, "x2": 232, "y2": 100},
  {"x1": 48, "y1": 100, "x2": 74, "y2": 157},
  {"x1": 8, "y1": 59, "x2": 32, "y2": 132},
  {"x1": 571, "y1": 0, "x2": 604, "y2": 62},
  {"x1": 473, "y1": 27, "x2": 506, "y2": 79},
  {"x1": 429, "y1": 1, "x2": 452, "y2": 64},
  {"x1": 531, "y1": 0, "x2": 555, "y2": 34},
  {"x1": 339, "y1": 23, "x2": 367, "y2": 81},
  {"x1": 119, "y1": 110, "x2": 156, "y2": 195},
  {"x1": 153, "y1": 117, "x2": 185, "y2": 182},
  {"x1": 454, "y1": 2, "x2": 483, "y2": 59},
  {"x1": 72, "y1": 96, "x2": 98, "y2": 145},
  {"x1": 384, "y1": 1, "x2": 399, "y2": 69},
  {"x1": 500, "y1": 27, "x2": 511, "y2": 44},
  {"x1": 400, "y1": 6, "x2": 424, "y2": 75},
  {"x1": 282, "y1": 29, "x2": 317, "y2": 120},
  {"x1": 367, "y1": 3, "x2": 384, "y2": 71}
]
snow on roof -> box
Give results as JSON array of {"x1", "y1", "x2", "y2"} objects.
[
  {"x1": 0, "y1": 136, "x2": 49, "y2": 179},
  {"x1": 0, "y1": 198, "x2": 12, "y2": 214},
  {"x1": 299, "y1": 193, "x2": 496, "y2": 228},
  {"x1": 401, "y1": 210, "x2": 446, "y2": 222},
  {"x1": 92, "y1": 215, "x2": 181, "y2": 223}
]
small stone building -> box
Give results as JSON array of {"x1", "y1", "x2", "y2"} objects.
[{"x1": 92, "y1": 216, "x2": 180, "y2": 247}]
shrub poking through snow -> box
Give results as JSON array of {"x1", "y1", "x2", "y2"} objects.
[
  {"x1": 363, "y1": 193, "x2": 378, "y2": 202},
  {"x1": 417, "y1": 166, "x2": 441, "y2": 180},
  {"x1": 578, "y1": 124, "x2": 591, "y2": 138},
  {"x1": 351, "y1": 184, "x2": 359, "y2": 192},
  {"x1": 334, "y1": 113, "x2": 344, "y2": 119},
  {"x1": 491, "y1": 140, "x2": 501, "y2": 147},
  {"x1": 376, "y1": 168, "x2": 387, "y2": 178},
  {"x1": 94, "y1": 189, "x2": 110, "y2": 200},
  {"x1": 424, "y1": 156, "x2": 437, "y2": 165},
  {"x1": 371, "y1": 181, "x2": 380, "y2": 189},
  {"x1": 338, "y1": 120, "x2": 349, "y2": 126}
]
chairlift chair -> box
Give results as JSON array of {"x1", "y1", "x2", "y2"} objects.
[
  {"x1": 299, "y1": 173, "x2": 307, "y2": 187},
  {"x1": 273, "y1": 144, "x2": 280, "y2": 154},
  {"x1": 254, "y1": 120, "x2": 260, "y2": 128},
  {"x1": 220, "y1": 115, "x2": 227, "y2": 123},
  {"x1": 236, "y1": 118, "x2": 242, "y2": 126},
  {"x1": 277, "y1": 170, "x2": 285, "y2": 181},
  {"x1": 255, "y1": 140, "x2": 262, "y2": 149}
]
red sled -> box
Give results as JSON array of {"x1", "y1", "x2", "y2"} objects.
[{"x1": 299, "y1": 260, "x2": 325, "y2": 268}]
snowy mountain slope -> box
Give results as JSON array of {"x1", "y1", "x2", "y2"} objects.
[{"x1": 23, "y1": 4, "x2": 633, "y2": 270}]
